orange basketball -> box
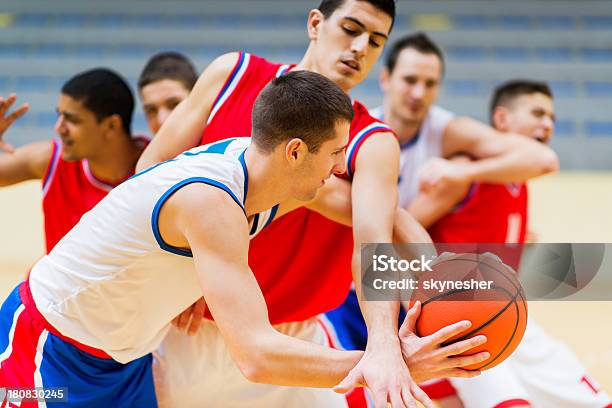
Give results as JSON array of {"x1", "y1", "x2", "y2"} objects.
[{"x1": 411, "y1": 252, "x2": 528, "y2": 371}]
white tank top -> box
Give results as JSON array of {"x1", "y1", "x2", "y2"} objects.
[
  {"x1": 370, "y1": 105, "x2": 454, "y2": 207},
  {"x1": 29, "y1": 137, "x2": 274, "y2": 363}
]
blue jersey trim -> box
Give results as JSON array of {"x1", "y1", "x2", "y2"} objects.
[
  {"x1": 249, "y1": 213, "x2": 260, "y2": 235},
  {"x1": 400, "y1": 128, "x2": 421, "y2": 150},
  {"x1": 128, "y1": 158, "x2": 176, "y2": 181},
  {"x1": 183, "y1": 138, "x2": 237, "y2": 156},
  {"x1": 151, "y1": 177, "x2": 245, "y2": 258},
  {"x1": 346, "y1": 126, "x2": 390, "y2": 178},
  {"x1": 265, "y1": 204, "x2": 279, "y2": 227},
  {"x1": 211, "y1": 52, "x2": 246, "y2": 113},
  {"x1": 238, "y1": 149, "x2": 248, "y2": 204}
]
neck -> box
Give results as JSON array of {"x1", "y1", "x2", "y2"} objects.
[
  {"x1": 241, "y1": 146, "x2": 291, "y2": 217},
  {"x1": 86, "y1": 134, "x2": 142, "y2": 184},
  {"x1": 383, "y1": 100, "x2": 421, "y2": 145}
]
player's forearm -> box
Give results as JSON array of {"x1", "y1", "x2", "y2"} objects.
[
  {"x1": 464, "y1": 140, "x2": 558, "y2": 183},
  {"x1": 243, "y1": 331, "x2": 363, "y2": 387}
]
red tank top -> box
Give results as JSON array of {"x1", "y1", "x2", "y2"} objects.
[
  {"x1": 428, "y1": 182, "x2": 528, "y2": 270},
  {"x1": 41, "y1": 137, "x2": 147, "y2": 252},
  {"x1": 201, "y1": 52, "x2": 392, "y2": 323}
]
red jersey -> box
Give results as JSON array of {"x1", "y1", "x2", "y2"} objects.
[
  {"x1": 428, "y1": 182, "x2": 528, "y2": 271},
  {"x1": 41, "y1": 137, "x2": 147, "y2": 252},
  {"x1": 201, "y1": 52, "x2": 392, "y2": 324},
  {"x1": 429, "y1": 182, "x2": 528, "y2": 244}
]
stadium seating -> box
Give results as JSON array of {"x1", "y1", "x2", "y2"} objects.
[{"x1": 0, "y1": 0, "x2": 610, "y2": 169}]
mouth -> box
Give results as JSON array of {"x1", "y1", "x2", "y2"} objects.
[
  {"x1": 341, "y1": 59, "x2": 361, "y2": 73},
  {"x1": 61, "y1": 137, "x2": 75, "y2": 148}
]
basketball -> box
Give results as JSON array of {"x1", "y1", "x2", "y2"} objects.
[{"x1": 411, "y1": 252, "x2": 528, "y2": 371}]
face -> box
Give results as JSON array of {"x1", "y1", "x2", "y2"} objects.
[
  {"x1": 308, "y1": 0, "x2": 392, "y2": 91},
  {"x1": 291, "y1": 120, "x2": 350, "y2": 201},
  {"x1": 140, "y1": 79, "x2": 190, "y2": 134},
  {"x1": 55, "y1": 94, "x2": 110, "y2": 161},
  {"x1": 380, "y1": 48, "x2": 442, "y2": 126},
  {"x1": 494, "y1": 93, "x2": 555, "y2": 144}
]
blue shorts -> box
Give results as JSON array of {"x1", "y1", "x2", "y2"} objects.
[
  {"x1": 0, "y1": 283, "x2": 157, "y2": 407},
  {"x1": 323, "y1": 289, "x2": 406, "y2": 351}
]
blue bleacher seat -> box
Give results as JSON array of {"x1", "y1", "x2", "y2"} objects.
[
  {"x1": 129, "y1": 14, "x2": 164, "y2": 28},
  {"x1": 93, "y1": 14, "x2": 125, "y2": 28},
  {"x1": 445, "y1": 80, "x2": 486, "y2": 97},
  {"x1": 497, "y1": 16, "x2": 531, "y2": 29},
  {"x1": 114, "y1": 44, "x2": 152, "y2": 58},
  {"x1": 36, "y1": 112, "x2": 58, "y2": 129},
  {"x1": 493, "y1": 47, "x2": 528, "y2": 62},
  {"x1": 582, "y1": 48, "x2": 612, "y2": 62},
  {"x1": 535, "y1": 16, "x2": 575, "y2": 30},
  {"x1": 586, "y1": 121, "x2": 612, "y2": 137},
  {"x1": 447, "y1": 46, "x2": 486, "y2": 61},
  {"x1": 553, "y1": 120, "x2": 575, "y2": 137},
  {"x1": 582, "y1": 16, "x2": 612, "y2": 30},
  {"x1": 536, "y1": 47, "x2": 573, "y2": 62},
  {"x1": 171, "y1": 15, "x2": 206, "y2": 28},
  {"x1": 0, "y1": 45, "x2": 29, "y2": 58},
  {"x1": 13, "y1": 12, "x2": 49, "y2": 27},
  {"x1": 585, "y1": 82, "x2": 612, "y2": 97},
  {"x1": 549, "y1": 81, "x2": 577, "y2": 98},
  {"x1": 14, "y1": 76, "x2": 49, "y2": 92},
  {"x1": 37, "y1": 44, "x2": 69, "y2": 58},
  {"x1": 55, "y1": 13, "x2": 88, "y2": 28},
  {"x1": 453, "y1": 15, "x2": 490, "y2": 29},
  {"x1": 73, "y1": 44, "x2": 109, "y2": 58},
  {"x1": 0, "y1": 76, "x2": 9, "y2": 91}
]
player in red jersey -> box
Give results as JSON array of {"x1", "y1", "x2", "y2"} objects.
[
  {"x1": 137, "y1": 1, "x2": 492, "y2": 407},
  {"x1": 0, "y1": 68, "x2": 147, "y2": 252},
  {"x1": 409, "y1": 80, "x2": 611, "y2": 408}
]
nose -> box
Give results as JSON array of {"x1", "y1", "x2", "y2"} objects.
[
  {"x1": 157, "y1": 108, "x2": 172, "y2": 131},
  {"x1": 410, "y1": 82, "x2": 426, "y2": 99},
  {"x1": 542, "y1": 116, "x2": 554, "y2": 132},
  {"x1": 332, "y1": 150, "x2": 347, "y2": 175},
  {"x1": 351, "y1": 33, "x2": 369, "y2": 59},
  {"x1": 54, "y1": 114, "x2": 65, "y2": 134}
]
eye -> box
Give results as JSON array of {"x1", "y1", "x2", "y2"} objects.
[
  {"x1": 369, "y1": 38, "x2": 381, "y2": 48},
  {"x1": 342, "y1": 26, "x2": 358, "y2": 36}
]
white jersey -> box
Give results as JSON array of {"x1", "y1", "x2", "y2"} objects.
[
  {"x1": 29, "y1": 137, "x2": 274, "y2": 363},
  {"x1": 370, "y1": 105, "x2": 454, "y2": 207}
]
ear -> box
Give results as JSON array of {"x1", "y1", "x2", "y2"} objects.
[
  {"x1": 307, "y1": 9, "x2": 324, "y2": 41},
  {"x1": 285, "y1": 138, "x2": 307, "y2": 165},
  {"x1": 491, "y1": 107, "x2": 509, "y2": 131},
  {"x1": 379, "y1": 67, "x2": 390, "y2": 93},
  {"x1": 104, "y1": 114, "x2": 124, "y2": 135}
]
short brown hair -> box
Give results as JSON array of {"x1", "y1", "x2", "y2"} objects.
[
  {"x1": 252, "y1": 71, "x2": 354, "y2": 153},
  {"x1": 490, "y1": 80, "x2": 553, "y2": 123},
  {"x1": 138, "y1": 52, "x2": 198, "y2": 92}
]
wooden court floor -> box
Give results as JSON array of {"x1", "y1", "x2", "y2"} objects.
[{"x1": 1, "y1": 173, "x2": 610, "y2": 393}]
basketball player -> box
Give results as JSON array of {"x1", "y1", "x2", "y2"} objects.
[
  {"x1": 0, "y1": 69, "x2": 147, "y2": 252},
  {"x1": 0, "y1": 72, "x2": 488, "y2": 408},
  {"x1": 407, "y1": 80, "x2": 612, "y2": 408},
  {"x1": 136, "y1": 1, "x2": 447, "y2": 407},
  {"x1": 137, "y1": 52, "x2": 198, "y2": 135},
  {"x1": 324, "y1": 32, "x2": 558, "y2": 351}
]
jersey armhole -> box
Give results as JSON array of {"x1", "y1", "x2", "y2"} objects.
[
  {"x1": 207, "y1": 52, "x2": 252, "y2": 125},
  {"x1": 42, "y1": 138, "x2": 62, "y2": 196},
  {"x1": 151, "y1": 177, "x2": 246, "y2": 257}
]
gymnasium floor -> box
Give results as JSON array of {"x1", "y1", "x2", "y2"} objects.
[{"x1": 1, "y1": 174, "x2": 610, "y2": 393}]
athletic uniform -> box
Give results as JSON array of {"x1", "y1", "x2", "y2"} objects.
[
  {"x1": 41, "y1": 136, "x2": 148, "y2": 252},
  {"x1": 154, "y1": 52, "x2": 389, "y2": 408},
  {"x1": 0, "y1": 137, "x2": 271, "y2": 407},
  {"x1": 327, "y1": 105, "x2": 611, "y2": 408}
]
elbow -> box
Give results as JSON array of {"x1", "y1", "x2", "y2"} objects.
[
  {"x1": 236, "y1": 357, "x2": 268, "y2": 384},
  {"x1": 232, "y1": 333, "x2": 277, "y2": 384},
  {"x1": 538, "y1": 148, "x2": 560, "y2": 175}
]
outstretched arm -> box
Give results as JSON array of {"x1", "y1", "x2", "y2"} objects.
[
  {"x1": 0, "y1": 94, "x2": 51, "y2": 186},
  {"x1": 136, "y1": 53, "x2": 240, "y2": 171}
]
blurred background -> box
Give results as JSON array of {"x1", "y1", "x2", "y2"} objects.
[
  {"x1": 0, "y1": 0, "x2": 611, "y2": 169},
  {"x1": 0, "y1": 0, "x2": 611, "y2": 397}
]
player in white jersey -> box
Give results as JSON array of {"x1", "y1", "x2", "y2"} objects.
[
  {"x1": 0, "y1": 71, "x2": 379, "y2": 407},
  {"x1": 374, "y1": 33, "x2": 609, "y2": 408}
]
